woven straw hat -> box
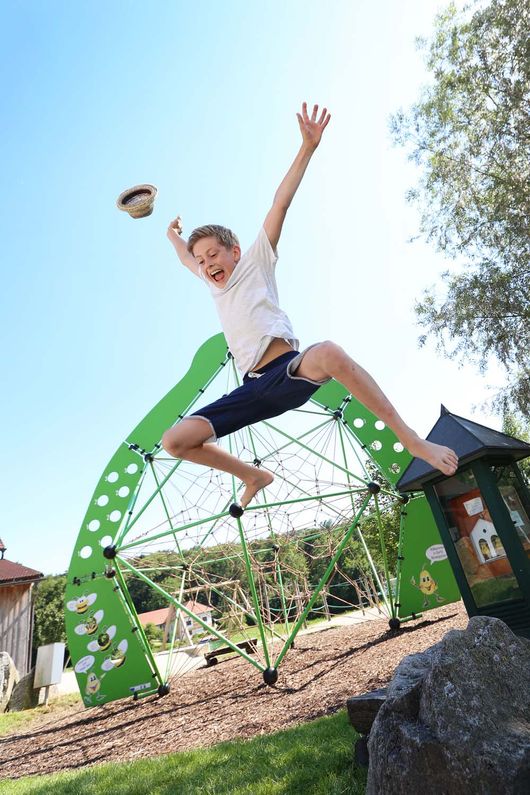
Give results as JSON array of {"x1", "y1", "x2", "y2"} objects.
[{"x1": 116, "y1": 184, "x2": 158, "y2": 218}]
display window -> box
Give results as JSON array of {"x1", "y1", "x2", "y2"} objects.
[{"x1": 433, "y1": 468, "x2": 523, "y2": 608}]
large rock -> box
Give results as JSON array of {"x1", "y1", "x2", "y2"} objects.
[
  {"x1": 8, "y1": 667, "x2": 39, "y2": 712},
  {"x1": 347, "y1": 687, "x2": 387, "y2": 735},
  {"x1": 0, "y1": 652, "x2": 20, "y2": 712},
  {"x1": 367, "y1": 616, "x2": 530, "y2": 795}
]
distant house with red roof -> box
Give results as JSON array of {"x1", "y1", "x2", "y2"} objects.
[
  {"x1": 0, "y1": 539, "x2": 43, "y2": 674},
  {"x1": 137, "y1": 607, "x2": 170, "y2": 630},
  {"x1": 137, "y1": 600, "x2": 214, "y2": 644},
  {"x1": 176, "y1": 600, "x2": 214, "y2": 642}
]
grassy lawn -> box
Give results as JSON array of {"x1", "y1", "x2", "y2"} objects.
[
  {"x1": 0, "y1": 693, "x2": 81, "y2": 738},
  {"x1": 0, "y1": 709, "x2": 366, "y2": 794}
]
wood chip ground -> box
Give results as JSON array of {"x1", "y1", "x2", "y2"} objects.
[{"x1": 0, "y1": 603, "x2": 467, "y2": 780}]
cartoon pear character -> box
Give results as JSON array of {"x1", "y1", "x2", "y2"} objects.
[
  {"x1": 411, "y1": 563, "x2": 445, "y2": 608},
  {"x1": 84, "y1": 670, "x2": 108, "y2": 705}
]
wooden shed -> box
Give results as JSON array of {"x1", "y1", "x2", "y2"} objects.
[{"x1": 0, "y1": 539, "x2": 43, "y2": 675}]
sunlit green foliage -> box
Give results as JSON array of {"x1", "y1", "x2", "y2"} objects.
[
  {"x1": 392, "y1": 0, "x2": 530, "y2": 416},
  {"x1": 33, "y1": 575, "x2": 67, "y2": 650}
]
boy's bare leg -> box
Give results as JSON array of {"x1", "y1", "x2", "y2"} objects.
[
  {"x1": 294, "y1": 342, "x2": 458, "y2": 476},
  {"x1": 162, "y1": 419, "x2": 274, "y2": 508}
]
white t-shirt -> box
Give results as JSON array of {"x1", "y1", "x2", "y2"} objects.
[{"x1": 201, "y1": 228, "x2": 299, "y2": 375}]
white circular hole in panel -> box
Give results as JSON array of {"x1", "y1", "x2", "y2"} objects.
[
  {"x1": 100, "y1": 535, "x2": 113, "y2": 548},
  {"x1": 117, "y1": 486, "x2": 130, "y2": 498},
  {"x1": 106, "y1": 471, "x2": 119, "y2": 483},
  {"x1": 353, "y1": 418, "x2": 365, "y2": 428},
  {"x1": 374, "y1": 420, "x2": 385, "y2": 431},
  {"x1": 393, "y1": 442, "x2": 404, "y2": 453},
  {"x1": 390, "y1": 463, "x2": 401, "y2": 474},
  {"x1": 96, "y1": 495, "x2": 109, "y2": 507},
  {"x1": 79, "y1": 546, "x2": 92, "y2": 559},
  {"x1": 371, "y1": 440, "x2": 383, "y2": 451},
  {"x1": 126, "y1": 463, "x2": 139, "y2": 475},
  {"x1": 109, "y1": 510, "x2": 122, "y2": 523},
  {"x1": 87, "y1": 519, "x2": 100, "y2": 532}
]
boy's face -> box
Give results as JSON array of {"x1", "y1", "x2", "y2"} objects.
[{"x1": 193, "y1": 236, "x2": 241, "y2": 289}]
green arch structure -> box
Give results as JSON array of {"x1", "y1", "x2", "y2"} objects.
[{"x1": 65, "y1": 334, "x2": 459, "y2": 707}]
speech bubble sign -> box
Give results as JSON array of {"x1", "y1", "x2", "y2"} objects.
[
  {"x1": 426, "y1": 544, "x2": 447, "y2": 563},
  {"x1": 74, "y1": 655, "x2": 95, "y2": 674}
]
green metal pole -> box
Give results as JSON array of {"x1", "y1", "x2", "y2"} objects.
[
  {"x1": 373, "y1": 494, "x2": 396, "y2": 617},
  {"x1": 254, "y1": 418, "x2": 334, "y2": 466},
  {"x1": 393, "y1": 504, "x2": 408, "y2": 620},
  {"x1": 274, "y1": 494, "x2": 372, "y2": 669},
  {"x1": 354, "y1": 525, "x2": 391, "y2": 615},
  {"x1": 165, "y1": 569, "x2": 188, "y2": 683},
  {"x1": 120, "y1": 509, "x2": 230, "y2": 552},
  {"x1": 233, "y1": 516, "x2": 272, "y2": 667},
  {"x1": 118, "y1": 556, "x2": 266, "y2": 672},
  {"x1": 226, "y1": 427, "x2": 272, "y2": 667},
  {"x1": 337, "y1": 420, "x2": 391, "y2": 614},
  {"x1": 192, "y1": 569, "x2": 287, "y2": 644},
  {"x1": 260, "y1": 419, "x2": 367, "y2": 485},
  {"x1": 116, "y1": 458, "x2": 184, "y2": 541},
  {"x1": 112, "y1": 564, "x2": 163, "y2": 684},
  {"x1": 149, "y1": 460, "x2": 182, "y2": 555},
  {"x1": 275, "y1": 552, "x2": 291, "y2": 633},
  {"x1": 244, "y1": 488, "x2": 365, "y2": 512}
]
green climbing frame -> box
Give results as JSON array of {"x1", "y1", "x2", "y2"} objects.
[{"x1": 65, "y1": 334, "x2": 459, "y2": 707}]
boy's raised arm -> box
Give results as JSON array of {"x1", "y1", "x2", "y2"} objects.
[
  {"x1": 264, "y1": 102, "x2": 331, "y2": 251},
  {"x1": 167, "y1": 216, "x2": 201, "y2": 277}
]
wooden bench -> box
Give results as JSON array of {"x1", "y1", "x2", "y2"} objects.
[{"x1": 205, "y1": 639, "x2": 258, "y2": 666}]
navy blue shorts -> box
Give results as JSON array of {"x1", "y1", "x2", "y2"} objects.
[{"x1": 188, "y1": 349, "x2": 329, "y2": 442}]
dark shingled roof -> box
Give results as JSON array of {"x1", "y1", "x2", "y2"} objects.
[
  {"x1": 397, "y1": 406, "x2": 530, "y2": 493},
  {"x1": 0, "y1": 558, "x2": 43, "y2": 585}
]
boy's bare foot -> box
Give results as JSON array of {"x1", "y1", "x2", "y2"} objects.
[
  {"x1": 406, "y1": 437, "x2": 458, "y2": 477},
  {"x1": 240, "y1": 469, "x2": 275, "y2": 509}
]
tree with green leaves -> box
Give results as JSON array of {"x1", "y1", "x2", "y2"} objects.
[
  {"x1": 391, "y1": 0, "x2": 530, "y2": 416},
  {"x1": 33, "y1": 575, "x2": 67, "y2": 651},
  {"x1": 125, "y1": 550, "x2": 183, "y2": 613},
  {"x1": 502, "y1": 413, "x2": 530, "y2": 483}
]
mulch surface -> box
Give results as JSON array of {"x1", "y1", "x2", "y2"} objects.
[{"x1": 0, "y1": 603, "x2": 467, "y2": 780}]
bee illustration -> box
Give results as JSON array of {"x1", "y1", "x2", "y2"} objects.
[
  {"x1": 74, "y1": 609, "x2": 104, "y2": 637},
  {"x1": 411, "y1": 565, "x2": 445, "y2": 608},
  {"x1": 87, "y1": 625, "x2": 117, "y2": 653},
  {"x1": 101, "y1": 639, "x2": 128, "y2": 671},
  {"x1": 67, "y1": 593, "x2": 97, "y2": 615}
]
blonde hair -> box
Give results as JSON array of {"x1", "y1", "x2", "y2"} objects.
[{"x1": 187, "y1": 224, "x2": 239, "y2": 254}]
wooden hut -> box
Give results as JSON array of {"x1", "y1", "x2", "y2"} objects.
[{"x1": 0, "y1": 539, "x2": 43, "y2": 674}]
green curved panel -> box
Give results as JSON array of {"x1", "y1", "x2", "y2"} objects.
[
  {"x1": 396, "y1": 494, "x2": 460, "y2": 619},
  {"x1": 65, "y1": 334, "x2": 228, "y2": 707}
]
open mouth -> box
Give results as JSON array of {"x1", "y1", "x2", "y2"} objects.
[{"x1": 210, "y1": 268, "x2": 224, "y2": 282}]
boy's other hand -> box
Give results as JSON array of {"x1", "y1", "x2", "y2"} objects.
[
  {"x1": 296, "y1": 102, "x2": 331, "y2": 151},
  {"x1": 168, "y1": 216, "x2": 183, "y2": 235}
]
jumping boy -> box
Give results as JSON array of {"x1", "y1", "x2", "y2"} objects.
[{"x1": 163, "y1": 103, "x2": 458, "y2": 511}]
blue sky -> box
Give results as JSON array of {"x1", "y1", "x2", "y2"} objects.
[{"x1": 1, "y1": 0, "x2": 503, "y2": 575}]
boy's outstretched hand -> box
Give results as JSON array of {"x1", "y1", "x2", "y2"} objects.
[
  {"x1": 296, "y1": 102, "x2": 331, "y2": 151},
  {"x1": 168, "y1": 216, "x2": 183, "y2": 235}
]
